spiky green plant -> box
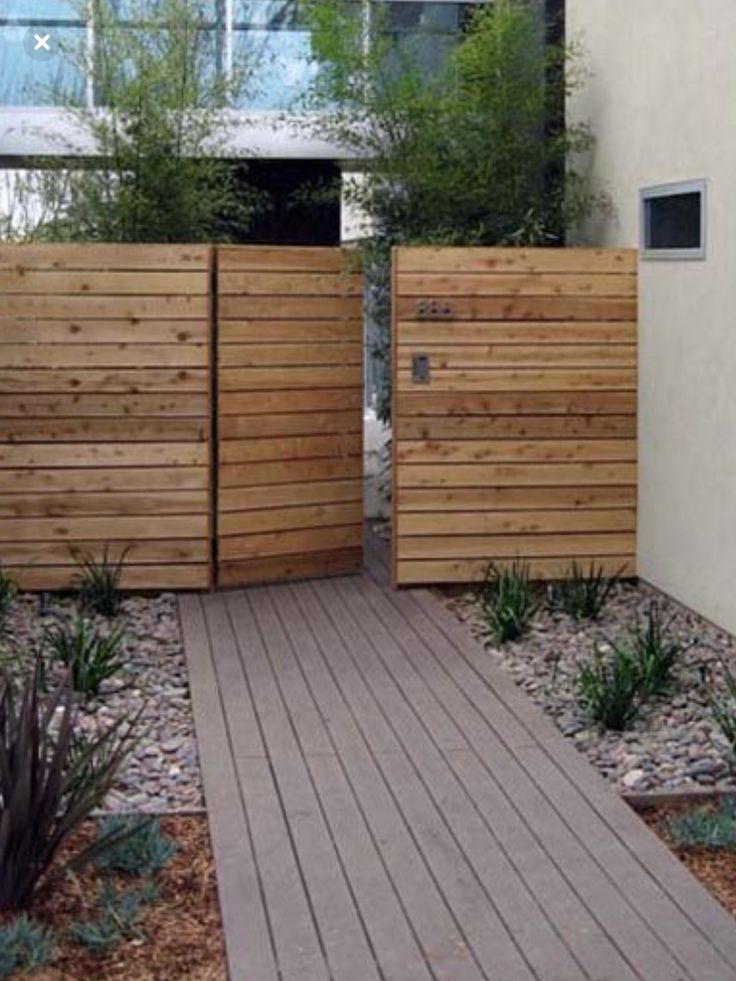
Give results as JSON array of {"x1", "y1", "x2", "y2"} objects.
[
  {"x1": 0, "y1": 664, "x2": 137, "y2": 910},
  {"x1": 667, "y1": 798, "x2": 736, "y2": 851},
  {"x1": 46, "y1": 616, "x2": 127, "y2": 698},
  {"x1": 551, "y1": 560, "x2": 622, "y2": 621},
  {"x1": 711, "y1": 665, "x2": 736, "y2": 764},
  {"x1": 70, "y1": 881, "x2": 159, "y2": 954},
  {"x1": 479, "y1": 560, "x2": 540, "y2": 645},
  {"x1": 631, "y1": 601, "x2": 690, "y2": 698},
  {"x1": 0, "y1": 566, "x2": 17, "y2": 633},
  {"x1": 96, "y1": 816, "x2": 176, "y2": 877},
  {"x1": 0, "y1": 915, "x2": 57, "y2": 977},
  {"x1": 72, "y1": 545, "x2": 130, "y2": 618},
  {"x1": 576, "y1": 642, "x2": 641, "y2": 731}
]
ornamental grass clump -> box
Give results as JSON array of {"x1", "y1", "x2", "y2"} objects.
[
  {"x1": 46, "y1": 616, "x2": 127, "y2": 699},
  {"x1": 576, "y1": 642, "x2": 641, "y2": 731},
  {"x1": 95, "y1": 816, "x2": 176, "y2": 877},
  {"x1": 479, "y1": 560, "x2": 540, "y2": 646},
  {"x1": 73, "y1": 545, "x2": 129, "y2": 618},
  {"x1": 70, "y1": 881, "x2": 159, "y2": 954},
  {"x1": 711, "y1": 666, "x2": 736, "y2": 764},
  {"x1": 0, "y1": 566, "x2": 17, "y2": 633},
  {"x1": 551, "y1": 560, "x2": 622, "y2": 621},
  {"x1": 0, "y1": 663, "x2": 137, "y2": 911},
  {"x1": 575, "y1": 602, "x2": 691, "y2": 731},
  {"x1": 0, "y1": 915, "x2": 57, "y2": 978},
  {"x1": 667, "y1": 798, "x2": 736, "y2": 851},
  {"x1": 631, "y1": 601, "x2": 690, "y2": 699}
]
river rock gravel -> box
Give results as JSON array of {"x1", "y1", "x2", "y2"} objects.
[
  {"x1": 0, "y1": 591, "x2": 203, "y2": 813},
  {"x1": 442, "y1": 581, "x2": 736, "y2": 795}
]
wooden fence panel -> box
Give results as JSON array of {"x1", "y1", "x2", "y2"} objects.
[
  {"x1": 0, "y1": 244, "x2": 212, "y2": 590},
  {"x1": 392, "y1": 247, "x2": 637, "y2": 585},
  {"x1": 216, "y1": 246, "x2": 363, "y2": 587}
]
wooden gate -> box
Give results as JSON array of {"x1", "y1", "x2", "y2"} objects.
[
  {"x1": 216, "y1": 247, "x2": 364, "y2": 587},
  {"x1": 392, "y1": 247, "x2": 638, "y2": 586},
  {"x1": 0, "y1": 244, "x2": 213, "y2": 590}
]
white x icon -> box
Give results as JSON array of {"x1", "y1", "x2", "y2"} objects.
[{"x1": 34, "y1": 34, "x2": 51, "y2": 51}]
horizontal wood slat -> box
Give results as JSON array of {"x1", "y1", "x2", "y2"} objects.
[
  {"x1": 393, "y1": 246, "x2": 638, "y2": 585},
  {"x1": 216, "y1": 247, "x2": 363, "y2": 586},
  {"x1": 396, "y1": 344, "x2": 636, "y2": 368},
  {"x1": 0, "y1": 244, "x2": 210, "y2": 270},
  {"x1": 398, "y1": 273, "x2": 637, "y2": 297},
  {"x1": 0, "y1": 245, "x2": 212, "y2": 589},
  {"x1": 0, "y1": 320, "x2": 208, "y2": 344},
  {"x1": 0, "y1": 394, "x2": 210, "y2": 417},
  {"x1": 397, "y1": 321, "x2": 637, "y2": 345},
  {"x1": 397, "y1": 247, "x2": 637, "y2": 274},
  {"x1": 395, "y1": 296, "x2": 636, "y2": 322}
]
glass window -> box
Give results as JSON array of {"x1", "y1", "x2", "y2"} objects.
[
  {"x1": 384, "y1": 2, "x2": 465, "y2": 34},
  {"x1": 380, "y1": 2, "x2": 467, "y2": 81},
  {"x1": 234, "y1": 1, "x2": 303, "y2": 29},
  {"x1": 0, "y1": 25, "x2": 86, "y2": 105},
  {"x1": 0, "y1": 1, "x2": 80, "y2": 22},
  {"x1": 641, "y1": 181, "x2": 706, "y2": 259},
  {"x1": 107, "y1": 1, "x2": 219, "y2": 22},
  {"x1": 233, "y1": 28, "x2": 317, "y2": 109}
]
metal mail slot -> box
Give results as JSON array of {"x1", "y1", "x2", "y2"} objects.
[{"x1": 411, "y1": 353, "x2": 431, "y2": 384}]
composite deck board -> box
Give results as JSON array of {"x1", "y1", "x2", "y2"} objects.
[{"x1": 180, "y1": 532, "x2": 736, "y2": 981}]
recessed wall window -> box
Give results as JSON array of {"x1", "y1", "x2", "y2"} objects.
[{"x1": 640, "y1": 180, "x2": 706, "y2": 260}]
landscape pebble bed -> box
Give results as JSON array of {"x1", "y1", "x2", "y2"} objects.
[
  {"x1": 1, "y1": 592, "x2": 203, "y2": 813},
  {"x1": 443, "y1": 581, "x2": 736, "y2": 795}
]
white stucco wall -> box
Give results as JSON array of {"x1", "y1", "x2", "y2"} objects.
[{"x1": 568, "y1": 0, "x2": 736, "y2": 633}]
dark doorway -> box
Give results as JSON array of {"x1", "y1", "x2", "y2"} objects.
[{"x1": 231, "y1": 159, "x2": 341, "y2": 246}]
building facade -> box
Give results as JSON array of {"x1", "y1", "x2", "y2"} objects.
[{"x1": 568, "y1": 0, "x2": 736, "y2": 633}]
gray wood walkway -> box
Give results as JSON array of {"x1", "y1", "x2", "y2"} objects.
[{"x1": 180, "y1": 534, "x2": 736, "y2": 981}]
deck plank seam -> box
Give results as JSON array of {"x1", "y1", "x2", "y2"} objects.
[
  {"x1": 289, "y1": 579, "x2": 488, "y2": 981},
  {"x1": 181, "y1": 594, "x2": 282, "y2": 981},
  {"x1": 298, "y1": 578, "x2": 523, "y2": 981},
  {"x1": 223, "y1": 589, "x2": 336, "y2": 981},
  {"x1": 270, "y1": 580, "x2": 445, "y2": 981},
  {"x1": 252, "y1": 584, "x2": 388, "y2": 981}
]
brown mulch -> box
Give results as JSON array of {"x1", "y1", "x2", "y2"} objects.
[
  {"x1": 2, "y1": 815, "x2": 226, "y2": 981},
  {"x1": 642, "y1": 803, "x2": 736, "y2": 919}
]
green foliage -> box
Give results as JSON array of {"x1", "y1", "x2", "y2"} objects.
[
  {"x1": 631, "y1": 601, "x2": 689, "y2": 699},
  {"x1": 0, "y1": 915, "x2": 57, "y2": 977},
  {"x1": 68, "y1": 915, "x2": 122, "y2": 955},
  {"x1": 305, "y1": 0, "x2": 604, "y2": 422},
  {"x1": 551, "y1": 561, "x2": 622, "y2": 621},
  {"x1": 70, "y1": 881, "x2": 159, "y2": 954},
  {"x1": 96, "y1": 816, "x2": 176, "y2": 877},
  {"x1": 17, "y1": 0, "x2": 267, "y2": 243},
  {"x1": 46, "y1": 616, "x2": 127, "y2": 698},
  {"x1": 667, "y1": 799, "x2": 736, "y2": 851},
  {"x1": 0, "y1": 566, "x2": 17, "y2": 631},
  {"x1": 0, "y1": 664, "x2": 136, "y2": 910},
  {"x1": 576, "y1": 642, "x2": 641, "y2": 731},
  {"x1": 306, "y1": 0, "x2": 599, "y2": 246},
  {"x1": 711, "y1": 666, "x2": 736, "y2": 762},
  {"x1": 73, "y1": 545, "x2": 128, "y2": 618},
  {"x1": 575, "y1": 603, "x2": 690, "y2": 730},
  {"x1": 479, "y1": 561, "x2": 540, "y2": 646}
]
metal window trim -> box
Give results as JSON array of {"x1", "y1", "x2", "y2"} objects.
[{"x1": 639, "y1": 178, "x2": 707, "y2": 261}]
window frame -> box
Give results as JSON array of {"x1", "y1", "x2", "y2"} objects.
[{"x1": 639, "y1": 179, "x2": 707, "y2": 261}]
